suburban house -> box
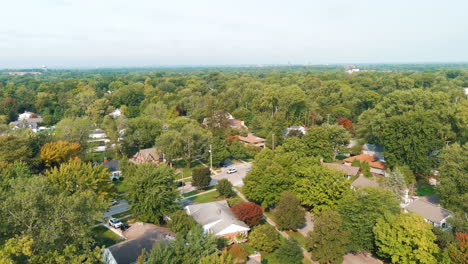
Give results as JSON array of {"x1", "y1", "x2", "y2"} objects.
[
  {"x1": 10, "y1": 111, "x2": 43, "y2": 132},
  {"x1": 103, "y1": 223, "x2": 175, "y2": 264},
  {"x1": 185, "y1": 200, "x2": 250, "y2": 240},
  {"x1": 284, "y1": 125, "x2": 307, "y2": 136},
  {"x1": 323, "y1": 162, "x2": 360, "y2": 179},
  {"x1": 103, "y1": 159, "x2": 121, "y2": 180},
  {"x1": 129, "y1": 148, "x2": 165, "y2": 165},
  {"x1": 362, "y1": 143, "x2": 384, "y2": 161},
  {"x1": 350, "y1": 175, "x2": 380, "y2": 189},
  {"x1": 88, "y1": 129, "x2": 110, "y2": 152},
  {"x1": 236, "y1": 134, "x2": 266, "y2": 148},
  {"x1": 247, "y1": 252, "x2": 262, "y2": 264},
  {"x1": 203, "y1": 112, "x2": 248, "y2": 130},
  {"x1": 403, "y1": 196, "x2": 451, "y2": 228},
  {"x1": 109, "y1": 108, "x2": 123, "y2": 118},
  {"x1": 344, "y1": 154, "x2": 386, "y2": 176}
]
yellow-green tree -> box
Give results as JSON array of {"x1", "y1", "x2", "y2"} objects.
[
  {"x1": 373, "y1": 213, "x2": 439, "y2": 264},
  {"x1": 40, "y1": 141, "x2": 80, "y2": 167},
  {"x1": 45, "y1": 158, "x2": 115, "y2": 199}
]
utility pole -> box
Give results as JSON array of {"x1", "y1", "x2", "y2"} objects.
[
  {"x1": 209, "y1": 144, "x2": 213, "y2": 173},
  {"x1": 272, "y1": 133, "x2": 275, "y2": 150}
]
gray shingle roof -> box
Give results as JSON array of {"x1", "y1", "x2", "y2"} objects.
[
  {"x1": 186, "y1": 200, "x2": 249, "y2": 235},
  {"x1": 406, "y1": 199, "x2": 451, "y2": 223},
  {"x1": 324, "y1": 163, "x2": 360, "y2": 176},
  {"x1": 351, "y1": 175, "x2": 380, "y2": 188}
]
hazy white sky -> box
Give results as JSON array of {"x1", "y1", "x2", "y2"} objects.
[{"x1": 1, "y1": 0, "x2": 467, "y2": 68}]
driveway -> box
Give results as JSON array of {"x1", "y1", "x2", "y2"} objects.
[
  {"x1": 104, "y1": 200, "x2": 129, "y2": 218},
  {"x1": 343, "y1": 253, "x2": 383, "y2": 264},
  {"x1": 210, "y1": 162, "x2": 251, "y2": 187}
]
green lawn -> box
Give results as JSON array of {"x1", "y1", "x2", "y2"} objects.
[
  {"x1": 92, "y1": 225, "x2": 122, "y2": 248},
  {"x1": 288, "y1": 230, "x2": 308, "y2": 248},
  {"x1": 416, "y1": 182, "x2": 437, "y2": 196},
  {"x1": 173, "y1": 159, "x2": 205, "y2": 179},
  {"x1": 188, "y1": 190, "x2": 243, "y2": 205},
  {"x1": 182, "y1": 185, "x2": 216, "y2": 197}
]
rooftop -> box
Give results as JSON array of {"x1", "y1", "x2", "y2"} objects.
[
  {"x1": 344, "y1": 154, "x2": 386, "y2": 169},
  {"x1": 405, "y1": 199, "x2": 451, "y2": 223},
  {"x1": 351, "y1": 175, "x2": 380, "y2": 188},
  {"x1": 238, "y1": 134, "x2": 266, "y2": 144},
  {"x1": 324, "y1": 163, "x2": 360, "y2": 176}
]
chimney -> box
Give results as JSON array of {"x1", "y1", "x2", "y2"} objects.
[{"x1": 103, "y1": 157, "x2": 108, "y2": 163}]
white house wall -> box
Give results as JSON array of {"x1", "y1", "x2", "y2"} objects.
[{"x1": 216, "y1": 224, "x2": 250, "y2": 236}]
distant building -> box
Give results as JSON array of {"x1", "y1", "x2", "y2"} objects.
[
  {"x1": 350, "y1": 174, "x2": 380, "y2": 189},
  {"x1": 88, "y1": 129, "x2": 110, "y2": 152},
  {"x1": 9, "y1": 111, "x2": 43, "y2": 132},
  {"x1": 202, "y1": 112, "x2": 248, "y2": 130},
  {"x1": 103, "y1": 159, "x2": 121, "y2": 181},
  {"x1": 344, "y1": 154, "x2": 386, "y2": 176},
  {"x1": 236, "y1": 134, "x2": 266, "y2": 148},
  {"x1": 323, "y1": 162, "x2": 360, "y2": 179},
  {"x1": 109, "y1": 108, "x2": 123, "y2": 118},
  {"x1": 129, "y1": 148, "x2": 165, "y2": 165},
  {"x1": 185, "y1": 200, "x2": 250, "y2": 240},
  {"x1": 284, "y1": 125, "x2": 307, "y2": 136},
  {"x1": 4, "y1": 71, "x2": 42, "y2": 76}
]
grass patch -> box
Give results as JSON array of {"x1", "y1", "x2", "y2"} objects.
[
  {"x1": 288, "y1": 231, "x2": 308, "y2": 248},
  {"x1": 416, "y1": 182, "x2": 436, "y2": 196},
  {"x1": 182, "y1": 186, "x2": 216, "y2": 197},
  {"x1": 92, "y1": 225, "x2": 122, "y2": 248},
  {"x1": 189, "y1": 190, "x2": 242, "y2": 205},
  {"x1": 112, "y1": 210, "x2": 131, "y2": 219}
]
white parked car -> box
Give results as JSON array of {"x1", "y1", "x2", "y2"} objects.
[
  {"x1": 227, "y1": 168, "x2": 237, "y2": 174},
  {"x1": 108, "y1": 218, "x2": 123, "y2": 228}
]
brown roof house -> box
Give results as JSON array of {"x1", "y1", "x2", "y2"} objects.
[
  {"x1": 103, "y1": 223, "x2": 175, "y2": 264},
  {"x1": 403, "y1": 197, "x2": 451, "y2": 228},
  {"x1": 350, "y1": 175, "x2": 380, "y2": 189},
  {"x1": 202, "y1": 112, "x2": 248, "y2": 130},
  {"x1": 185, "y1": 200, "x2": 250, "y2": 242},
  {"x1": 323, "y1": 162, "x2": 360, "y2": 180},
  {"x1": 129, "y1": 148, "x2": 165, "y2": 165},
  {"x1": 344, "y1": 154, "x2": 386, "y2": 176},
  {"x1": 237, "y1": 134, "x2": 266, "y2": 148}
]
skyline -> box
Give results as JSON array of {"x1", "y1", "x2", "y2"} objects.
[{"x1": 1, "y1": 0, "x2": 467, "y2": 68}]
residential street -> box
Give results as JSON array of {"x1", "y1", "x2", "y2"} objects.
[{"x1": 104, "y1": 200, "x2": 129, "y2": 218}]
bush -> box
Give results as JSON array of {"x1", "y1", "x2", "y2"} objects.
[
  {"x1": 217, "y1": 179, "x2": 235, "y2": 197},
  {"x1": 273, "y1": 192, "x2": 305, "y2": 231},
  {"x1": 231, "y1": 202, "x2": 263, "y2": 226},
  {"x1": 168, "y1": 210, "x2": 196, "y2": 238},
  {"x1": 192, "y1": 167, "x2": 211, "y2": 188},
  {"x1": 249, "y1": 225, "x2": 281, "y2": 253},
  {"x1": 228, "y1": 244, "x2": 248, "y2": 262},
  {"x1": 275, "y1": 239, "x2": 303, "y2": 264}
]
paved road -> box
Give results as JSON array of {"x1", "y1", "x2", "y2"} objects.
[
  {"x1": 104, "y1": 200, "x2": 129, "y2": 218},
  {"x1": 210, "y1": 162, "x2": 251, "y2": 187}
]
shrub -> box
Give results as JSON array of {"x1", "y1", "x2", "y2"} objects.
[
  {"x1": 231, "y1": 202, "x2": 263, "y2": 226},
  {"x1": 228, "y1": 244, "x2": 248, "y2": 263},
  {"x1": 192, "y1": 167, "x2": 211, "y2": 188},
  {"x1": 275, "y1": 239, "x2": 303, "y2": 264},
  {"x1": 168, "y1": 210, "x2": 196, "y2": 237},
  {"x1": 273, "y1": 192, "x2": 305, "y2": 231},
  {"x1": 249, "y1": 225, "x2": 281, "y2": 252},
  {"x1": 217, "y1": 179, "x2": 235, "y2": 197}
]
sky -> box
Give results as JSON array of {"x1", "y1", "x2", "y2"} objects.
[{"x1": 1, "y1": 0, "x2": 467, "y2": 68}]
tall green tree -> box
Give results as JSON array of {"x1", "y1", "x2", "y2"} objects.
[
  {"x1": 122, "y1": 116, "x2": 163, "y2": 155},
  {"x1": 126, "y1": 164, "x2": 179, "y2": 223},
  {"x1": 373, "y1": 213, "x2": 439, "y2": 264},
  {"x1": 192, "y1": 167, "x2": 211, "y2": 188},
  {"x1": 54, "y1": 117, "x2": 92, "y2": 149},
  {"x1": 168, "y1": 210, "x2": 197, "y2": 238},
  {"x1": 437, "y1": 143, "x2": 468, "y2": 212},
  {"x1": 307, "y1": 211, "x2": 350, "y2": 264},
  {"x1": 275, "y1": 239, "x2": 303, "y2": 264},
  {"x1": 337, "y1": 187, "x2": 400, "y2": 252},
  {"x1": 249, "y1": 225, "x2": 281, "y2": 253},
  {"x1": 273, "y1": 192, "x2": 305, "y2": 231}
]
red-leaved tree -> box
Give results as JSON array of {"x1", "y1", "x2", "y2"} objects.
[
  {"x1": 337, "y1": 118, "x2": 352, "y2": 128},
  {"x1": 231, "y1": 202, "x2": 263, "y2": 226},
  {"x1": 449, "y1": 232, "x2": 468, "y2": 264}
]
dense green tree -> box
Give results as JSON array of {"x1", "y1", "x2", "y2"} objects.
[
  {"x1": 54, "y1": 117, "x2": 92, "y2": 149},
  {"x1": 275, "y1": 239, "x2": 303, "y2": 264},
  {"x1": 216, "y1": 179, "x2": 235, "y2": 198},
  {"x1": 249, "y1": 225, "x2": 281, "y2": 253},
  {"x1": 373, "y1": 213, "x2": 439, "y2": 264},
  {"x1": 168, "y1": 210, "x2": 197, "y2": 238},
  {"x1": 191, "y1": 167, "x2": 211, "y2": 188},
  {"x1": 122, "y1": 116, "x2": 163, "y2": 155},
  {"x1": 273, "y1": 192, "x2": 305, "y2": 231},
  {"x1": 0, "y1": 136, "x2": 32, "y2": 164},
  {"x1": 437, "y1": 143, "x2": 468, "y2": 212},
  {"x1": 198, "y1": 249, "x2": 235, "y2": 264},
  {"x1": 307, "y1": 211, "x2": 350, "y2": 264},
  {"x1": 46, "y1": 158, "x2": 115, "y2": 199},
  {"x1": 293, "y1": 165, "x2": 349, "y2": 213},
  {"x1": 126, "y1": 164, "x2": 179, "y2": 223},
  {"x1": 383, "y1": 168, "x2": 407, "y2": 201},
  {"x1": 147, "y1": 225, "x2": 218, "y2": 264},
  {"x1": 396, "y1": 165, "x2": 416, "y2": 187},
  {"x1": 40, "y1": 141, "x2": 80, "y2": 167},
  {"x1": 337, "y1": 187, "x2": 400, "y2": 252}
]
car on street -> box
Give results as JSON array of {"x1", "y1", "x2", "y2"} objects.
[
  {"x1": 108, "y1": 218, "x2": 123, "y2": 228},
  {"x1": 227, "y1": 168, "x2": 237, "y2": 174},
  {"x1": 111, "y1": 199, "x2": 119, "y2": 206},
  {"x1": 176, "y1": 181, "x2": 186, "y2": 187}
]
